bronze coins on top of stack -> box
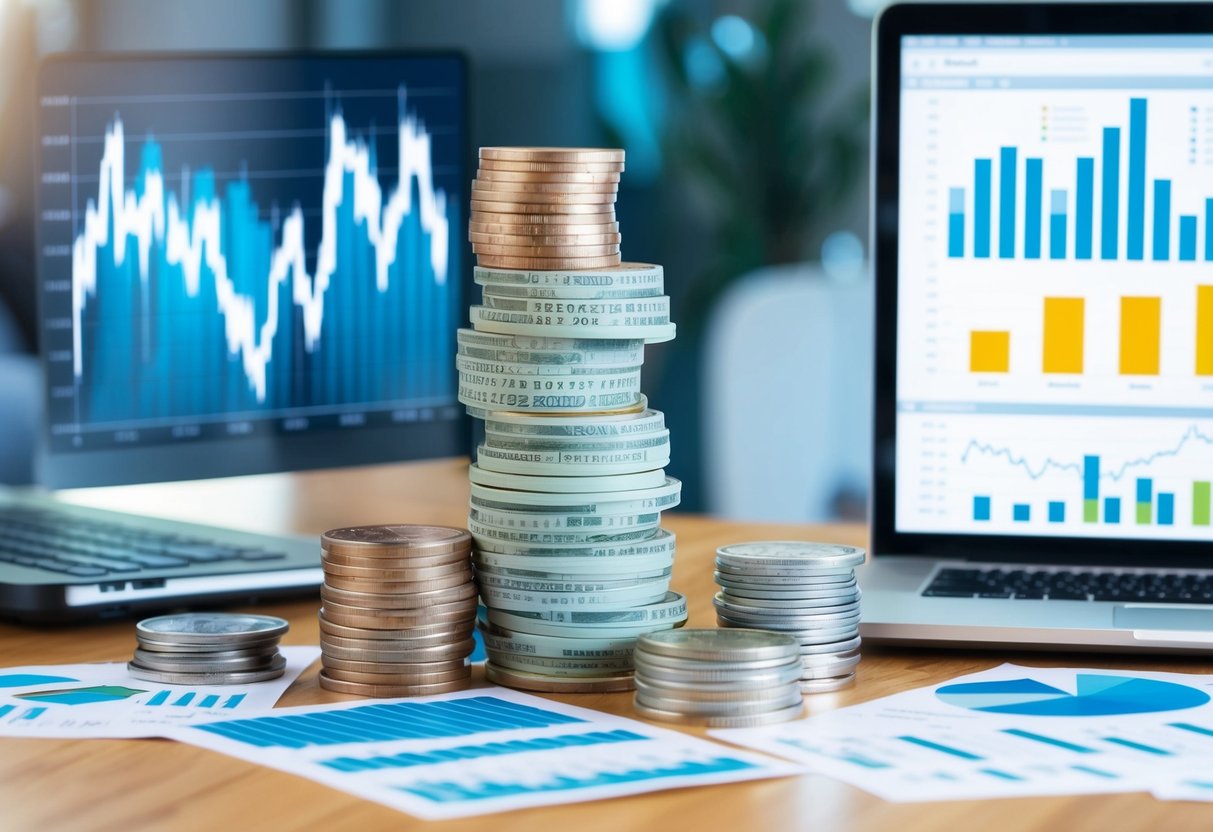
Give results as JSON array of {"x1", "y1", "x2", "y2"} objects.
[
  {"x1": 470, "y1": 147, "x2": 624, "y2": 271},
  {"x1": 318, "y1": 525, "x2": 477, "y2": 696}
]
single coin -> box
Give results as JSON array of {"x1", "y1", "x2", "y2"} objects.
[
  {"x1": 320, "y1": 581, "x2": 478, "y2": 609},
  {"x1": 472, "y1": 178, "x2": 619, "y2": 194},
  {"x1": 321, "y1": 596, "x2": 479, "y2": 618},
  {"x1": 127, "y1": 653, "x2": 287, "y2": 685},
  {"x1": 635, "y1": 689, "x2": 805, "y2": 717},
  {"x1": 716, "y1": 582, "x2": 860, "y2": 602},
  {"x1": 632, "y1": 660, "x2": 804, "y2": 688},
  {"x1": 484, "y1": 661, "x2": 635, "y2": 692},
  {"x1": 321, "y1": 525, "x2": 472, "y2": 558},
  {"x1": 482, "y1": 627, "x2": 636, "y2": 660},
  {"x1": 320, "y1": 631, "x2": 474, "y2": 652},
  {"x1": 468, "y1": 464, "x2": 667, "y2": 494},
  {"x1": 470, "y1": 221, "x2": 620, "y2": 238},
  {"x1": 470, "y1": 210, "x2": 616, "y2": 226},
  {"x1": 472, "y1": 242, "x2": 621, "y2": 258},
  {"x1": 633, "y1": 652, "x2": 801, "y2": 675},
  {"x1": 480, "y1": 407, "x2": 665, "y2": 436},
  {"x1": 318, "y1": 614, "x2": 476, "y2": 642},
  {"x1": 130, "y1": 653, "x2": 279, "y2": 674},
  {"x1": 470, "y1": 189, "x2": 618, "y2": 206},
  {"x1": 633, "y1": 677, "x2": 803, "y2": 704},
  {"x1": 800, "y1": 635, "x2": 863, "y2": 655},
  {"x1": 318, "y1": 671, "x2": 472, "y2": 697},
  {"x1": 322, "y1": 571, "x2": 474, "y2": 594},
  {"x1": 712, "y1": 565, "x2": 858, "y2": 584},
  {"x1": 135, "y1": 613, "x2": 288, "y2": 645},
  {"x1": 320, "y1": 639, "x2": 476, "y2": 663},
  {"x1": 801, "y1": 673, "x2": 857, "y2": 693},
  {"x1": 635, "y1": 628, "x2": 799, "y2": 663},
  {"x1": 479, "y1": 283, "x2": 659, "y2": 301},
  {"x1": 716, "y1": 541, "x2": 867, "y2": 570},
  {"x1": 486, "y1": 652, "x2": 634, "y2": 676},
  {"x1": 320, "y1": 656, "x2": 468, "y2": 676},
  {"x1": 469, "y1": 476, "x2": 681, "y2": 509},
  {"x1": 801, "y1": 656, "x2": 861, "y2": 680},
  {"x1": 713, "y1": 593, "x2": 861, "y2": 615},
  {"x1": 475, "y1": 254, "x2": 624, "y2": 271},
  {"x1": 632, "y1": 700, "x2": 803, "y2": 727},
  {"x1": 469, "y1": 231, "x2": 622, "y2": 247},
  {"x1": 470, "y1": 199, "x2": 616, "y2": 216},
  {"x1": 470, "y1": 305, "x2": 675, "y2": 344},
  {"x1": 135, "y1": 636, "x2": 281, "y2": 654},
  {"x1": 478, "y1": 158, "x2": 624, "y2": 174},
  {"x1": 473, "y1": 262, "x2": 662, "y2": 288},
  {"x1": 319, "y1": 608, "x2": 477, "y2": 631},
  {"x1": 476, "y1": 168, "x2": 622, "y2": 184},
  {"x1": 133, "y1": 645, "x2": 279, "y2": 664},
  {"x1": 479, "y1": 147, "x2": 625, "y2": 164}
]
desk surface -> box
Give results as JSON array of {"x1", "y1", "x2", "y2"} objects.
[{"x1": 3, "y1": 459, "x2": 1210, "y2": 832}]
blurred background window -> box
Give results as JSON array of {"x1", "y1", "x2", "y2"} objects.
[{"x1": 0, "y1": 0, "x2": 879, "y2": 520}]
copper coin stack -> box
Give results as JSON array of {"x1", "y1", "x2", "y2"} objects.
[
  {"x1": 470, "y1": 147, "x2": 623, "y2": 270},
  {"x1": 318, "y1": 525, "x2": 477, "y2": 696}
]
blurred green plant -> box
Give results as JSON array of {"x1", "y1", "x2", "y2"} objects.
[{"x1": 656, "y1": 0, "x2": 869, "y2": 331}]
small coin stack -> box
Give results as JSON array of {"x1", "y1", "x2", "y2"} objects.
[
  {"x1": 318, "y1": 525, "x2": 477, "y2": 697},
  {"x1": 460, "y1": 147, "x2": 685, "y2": 693},
  {"x1": 128, "y1": 612, "x2": 288, "y2": 684},
  {"x1": 632, "y1": 629, "x2": 804, "y2": 727},
  {"x1": 714, "y1": 541, "x2": 865, "y2": 693}
]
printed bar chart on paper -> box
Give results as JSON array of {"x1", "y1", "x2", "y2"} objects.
[
  {"x1": 170, "y1": 688, "x2": 800, "y2": 820},
  {"x1": 895, "y1": 35, "x2": 1213, "y2": 541}
]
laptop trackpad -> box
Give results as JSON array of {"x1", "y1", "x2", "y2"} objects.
[{"x1": 1114, "y1": 606, "x2": 1213, "y2": 631}]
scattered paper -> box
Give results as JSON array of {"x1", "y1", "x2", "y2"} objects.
[
  {"x1": 713, "y1": 663, "x2": 1213, "y2": 802},
  {"x1": 0, "y1": 645, "x2": 319, "y2": 738},
  {"x1": 169, "y1": 686, "x2": 802, "y2": 820}
]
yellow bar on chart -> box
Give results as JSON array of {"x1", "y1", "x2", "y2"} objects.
[
  {"x1": 970, "y1": 331, "x2": 1010, "y2": 373},
  {"x1": 1120, "y1": 296, "x2": 1161, "y2": 376},
  {"x1": 1196, "y1": 286, "x2": 1213, "y2": 376},
  {"x1": 1042, "y1": 297, "x2": 1084, "y2": 374}
]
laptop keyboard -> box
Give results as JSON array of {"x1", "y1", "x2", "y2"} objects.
[
  {"x1": 923, "y1": 567, "x2": 1213, "y2": 604},
  {"x1": 0, "y1": 506, "x2": 286, "y2": 578}
]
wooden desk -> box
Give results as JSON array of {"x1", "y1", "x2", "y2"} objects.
[{"x1": 2, "y1": 459, "x2": 1210, "y2": 831}]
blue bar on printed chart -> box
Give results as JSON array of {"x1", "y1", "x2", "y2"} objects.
[
  {"x1": 1013, "y1": 504, "x2": 1031, "y2": 522},
  {"x1": 20, "y1": 707, "x2": 46, "y2": 720},
  {"x1": 1207, "y1": 199, "x2": 1213, "y2": 261},
  {"x1": 1102, "y1": 126, "x2": 1121, "y2": 260},
  {"x1": 1003, "y1": 728, "x2": 1096, "y2": 754},
  {"x1": 899, "y1": 735, "x2": 984, "y2": 760},
  {"x1": 1050, "y1": 190, "x2": 1067, "y2": 259},
  {"x1": 1153, "y1": 180, "x2": 1171, "y2": 260},
  {"x1": 173, "y1": 692, "x2": 196, "y2": 707},
  {"x1": 1000, "y1": 147, "x2": 1017, "y2": 258},
  {"x1": 1105, "y1": 497, "x2": 1121, "y2": 524},
  {"x1": 1158, "y1": 492, "x2": 1175, "y2": 526},
  {"x1": 0, "y1": 704, "x2": 13, "y2": 719},
  {"x1": 973, "y1": 496, "x2": 991, "y2": 521},
  {"x1": 948, "y1": 188, "x2": 965, "y2": 257},
  {"x1": 1180, "y1": 216, "x2": 1197, "y2": 262},
  {"x1": 199, "y1": 695, "x2": 220, "y2": 709},
  {"x1": 975, "y1": 159, "x2": 992, "y2": 257},
  {"x1": 1025, "y1": 158, "x2": 1042, "y2": 258},
  {"x1": 223, "y1": 694, "x2": 246, "y2": 709},
  {"x1": 1127, "y1": 98, "x2": 1147, "y2": 260},
  {"x1": 1048, "y1": 502, "x2": 1065, "y2": 523},
  {"x1": 1170, "y1": 722, "x2": 1213, "y2": 738},
  {"x1": 1104, "y1": 736, "x2": 1172, "y2": 756},
  {"x1": 1076, "y1": 157, "x2": 1094, "y2": 259}
]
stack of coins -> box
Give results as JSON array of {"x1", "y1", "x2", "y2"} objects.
[
  {"x1": 459, "y1": 147, "x2": 684, "y2": 694},
  {"x1": 318, "y1": 525, "x2": 477, "y2": 697},
  {"x1": 128, "y1": 612, "x2": 288, "y2": 684},
  {"x1": 632, "y1": 629, "x2": 804, "y2": 727},
  {"x1": 714, "y1": 541, "x2": 865, "y2": 693},
  {"x1": 471, "y1": 147, "x2": 622, "y2": 271}
]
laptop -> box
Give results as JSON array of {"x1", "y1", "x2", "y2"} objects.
[
  {"x1": 1, "y1": 52, "x2": 468, "y2": 622},
  {"x1": 860, "y1": 3, "x2": 1213, "y2": 653}
]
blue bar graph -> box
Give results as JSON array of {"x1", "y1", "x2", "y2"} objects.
[
  {"x1": 223, "y1": 694, "x2": 247, "y2": 709},
  {"x1": 1003, "y1": 728, "x2": 1095, "y2": 754},
  {"x1": 973, "y1": 496, "x2": 991, "y2": 522},
  {"x1": 949, "y1": 188, "x2": 965, "y2": 257},
  {"x1": 173, "y1": 692, "x2": 196, "y2": 707},
  {"x1": 1105, "y1": 497, "x2": 1121, "y2": 524},
  {"x1": 1137, "y1": 478, "x2": 1153, "y2": 504},
  {"x1": 1158, "y1": 492, "x2": 1175, "y2": 526},
  {"x1": 999, "y1": 147, "x2": 1017, "y2": 258},
  {"x1": 1180, "y1": 215, "x2": 1197, "y2": 261},
  {"x1": 1127, "y1": 98, "x2": 1147, "y2": 260},
  {"x1": 981, "y1": 768, "x2": 1025, "y2": 782},
  {"x1": 1048, "y1": 502, "x2": 1065, "y2": 523},
  {"x1": 400, "y1": 756, "x2": 757, "y2": 804},
  {"x1": 147, "y1": 690, "x2": 170, "y2": 706},
  {"x1": 1076, "y1": 157, "x2": 1094, "y2": 259},
  {"x1": 1104, "y1": 736, "x2": 1171, "y2": 756},
  {"x1": 199, "y1": 694, "x2": 220, "y2": 709},
  {"x1": 1154, "y1": 180, "x2": 1171, "y2": 260},
  {"x1": 1073, "y1": 765, "x2": 1119, "y2": 780},
  {"x1": 1025, "y1": 158, "x2": 1042, "y2": 258},
  {"x1": 1050, "y1": 190, "x2": 1067, "y2": 259},
  {"x1": 1170, "y1": 722, "x2": 1213, "y2": 739},
  {"x1": 975, "y1": 159, "x2": 992, "y2": 257},
  {"x1": 321, "y1": 729, "x2": 647, "y2": 772},
  {"x1": 1102, "y1": 127, "x2": 1121, "y2": 260},
  {"x1": 0, "y1": 704, "x2": 14, "y2": 719},
  {"x1": 20, "y1": 707, "x2": 46, "y2": 720},
  {"x1": 1083, "y1": 455, "x2": 1099, "y2": 501},
  {"x1": 898, "y1": 735, "x2": 984, "y2": 761},
  {"x1": 195, "y1": 696, "x2": 587, "y2": 749},
  {"x1": 1013, "y1": 504, "x2": 1031, "y2": 522}
]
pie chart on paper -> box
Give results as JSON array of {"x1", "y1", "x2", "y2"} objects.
[{"x1": 936, "y1": 674, "x2": 1211, "y2": 717}]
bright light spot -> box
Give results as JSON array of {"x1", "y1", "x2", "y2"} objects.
[
  {"x1": 574, "y1": 0, "x2": 660, "y2": 52},
  {"x1": 710, "y1": 15, "x2": 755, "y2": 60},
  {"x1": 821, "y1": 230, "x2": 866, "y2": 282},
  {"x1": 684, "y1": 37, "x2": 725, "y2": 90}
]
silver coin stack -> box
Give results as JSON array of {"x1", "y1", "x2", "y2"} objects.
[
  {"x1": 128, "y1": 612, "x2": 288, "y2": 685},
  {"x1": 714, "y1": 541, "x2": 865, "y2": 693},
  {"x1": 632, "y1": 629, "x2": 804, "y2": 726},
  {"x1": 459, "y1": 147, "x2": 687, "y2": 694}
]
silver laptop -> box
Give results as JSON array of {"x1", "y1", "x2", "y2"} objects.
[
  {"x1": 860, "y1": 3, "x2": 1213, "y2": 653},
  {"x1": 1, "y1": 52, "x2": 468, "y2": 622}
]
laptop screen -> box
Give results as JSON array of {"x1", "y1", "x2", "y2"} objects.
[
  {"x1": 894, "y1": 34, "x2": 1213, "y2": 543},
  {"x1": 36, "y1": 54, "x2": 468, "y2": 488}
]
